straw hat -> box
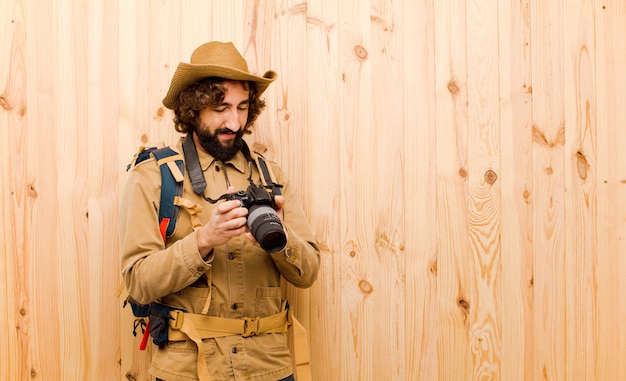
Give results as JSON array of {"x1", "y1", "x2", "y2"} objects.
[{"x1": 163, "y1": 41, "x2": 277, "y2": 109}]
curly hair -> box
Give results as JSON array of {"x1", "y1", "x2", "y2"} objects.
[{"x1": 172, "y1": 77, "x2": 266, "y2": 134}]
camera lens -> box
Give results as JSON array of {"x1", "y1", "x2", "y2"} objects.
[{"x1": 247, "y1": 204, "x2": 287, "y2": 253}]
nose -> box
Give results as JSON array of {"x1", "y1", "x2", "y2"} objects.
[{"x1": 223, "y1": 108, "x2": 241, "y2": 131}]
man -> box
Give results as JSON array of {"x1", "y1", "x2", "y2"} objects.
[{"x1": 120, "y1": 41, "x2": 320, "y2": 381}]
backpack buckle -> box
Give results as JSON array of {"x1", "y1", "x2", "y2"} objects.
[
  {"x1": 242, "y1": 317, "x2": 260, "y2": 337},
  {"x1": 170, "y1": 310, "x2": 184, "y2": 330}
]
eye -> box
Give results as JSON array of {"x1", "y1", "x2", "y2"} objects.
[{"x1": 238, "y1": 104, "x2": 249, "y2": 111}]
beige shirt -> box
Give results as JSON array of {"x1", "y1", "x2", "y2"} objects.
[{"x1": 120, "y1": 136, "x2": 320, "y2": 381}]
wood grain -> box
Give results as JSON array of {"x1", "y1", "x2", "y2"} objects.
[
  {"x1": 401, "y1": 0, "x2": 438, "y2": 379},
  {"x1": 595, "y1": 1, "x2": 626, "y2": 380},
  {"x1": 498, "y1": 1, "x2": 534, "y2": 380},
  {"x1": 563, "y1": 1, "x2": 598, "y2": 379},
  {"x1": 466, "y1": 1, "x2": 502, "y2": 379},
  {"x1": 2, "y1": 0, "x2": 626, "y2": 380},
  {"x1": 434, "y1": 0, "x2": 472, "y2": 380}
]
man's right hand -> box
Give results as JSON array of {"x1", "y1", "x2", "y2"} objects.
[{"x1": 196, "y1": 186, "x2": 248, "y2": 258}]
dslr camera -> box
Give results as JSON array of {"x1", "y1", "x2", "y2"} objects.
[{"x1": 226, "y1": 183, "x2": 287, "y2": 253}]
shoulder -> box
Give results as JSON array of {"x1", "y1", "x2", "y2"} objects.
[{"x1": 127, "y1": 145, "x2": 183, "y2": 187}]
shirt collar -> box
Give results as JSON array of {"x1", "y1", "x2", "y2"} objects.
[{"x1": 179, "y1": 136, "x2": 249, "y2": 174}]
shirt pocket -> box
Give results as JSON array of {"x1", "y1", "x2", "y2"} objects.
[
  {"x1": 254, "y1": 286, "x2": 282, "y2": 316},
  {"x1": 161, "y1": 286, "x2": 210, "y2": 314}
]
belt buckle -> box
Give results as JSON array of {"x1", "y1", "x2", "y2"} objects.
[
  {"x1": 242, "y1": 317, "x2": 260, "y2": 337},
  {"x1": 169, "y1": 310, "x2": 184, "y2": 330}
]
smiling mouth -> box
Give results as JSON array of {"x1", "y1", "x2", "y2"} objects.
[{"x1": 218, "y1": 128, "x2": 237, "y2": 135}]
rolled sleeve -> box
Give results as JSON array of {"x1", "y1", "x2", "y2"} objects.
[
  {"x1": 267, "y1": 164, "x2": 320, "y2": 289},
  {"x1": 120, "y1": 162, "x2": 210, "y2": 304}
]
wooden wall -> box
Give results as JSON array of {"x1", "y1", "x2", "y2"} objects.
[{"x1": 1, "y1": 0, "x2": 625, "y2": 380}]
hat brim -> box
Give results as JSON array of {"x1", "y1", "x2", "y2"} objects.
[{"x1": 163, "y1": 63, "x2": 277, "y2": 109}]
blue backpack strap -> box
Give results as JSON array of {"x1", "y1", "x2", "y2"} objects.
[
  {"x1": 150, "y1": 147, "x2": 185, "y2": 241},
  {"x1": 128, "y1": 145, "x2": 185, "y2": 242}
]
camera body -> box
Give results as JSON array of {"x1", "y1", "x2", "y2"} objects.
[{"x1": 226, "y1": 184, "x2": 287, "y2": 253}]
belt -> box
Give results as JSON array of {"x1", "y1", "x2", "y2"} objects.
[
  {"x1": 166, "y1": 309, "x2": 290, "y2": 381},
  {"x1": 168, "y1": 309, "x2": 289, "y2": 340}
]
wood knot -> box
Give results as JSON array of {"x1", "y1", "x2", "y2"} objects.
[
  {"x1": 0, "y1": 95, "x2": 11, "y2": 110},
  {"x1": 458, "y1": 298, "x2": 470, "y2": 311},
  {"x1": 28, "y1": 184, "x2": 38, "y2": 198},
  {"x1": 459, "y1": 167, "x2": 467, "y2": 178},
  {"x1": 484, "y1": 170, "x2": 497, "y2": 185},
  {"x1": 156, "y1": 106, "x2": 165, "y2": 118},
  {"x1": 140, "y1": 134, "x2": 149, "y2": 144},
  {"x1": 576, "y1": 151, "x2": 588, "y2": 180},
  {"x1": 354, "y1": 45, "x2": 368, "y2": 60},
  {"x1": 447, "y1": 80, "x2": 460, "y2": 95},
  {"x1": 359, "y1": 279, "x2": 373, "y2": 294},
  {"x1": 430, "y1": 260, "x2": 437, "y2": 276},
  {"x1": 523, "y1": 188, "x2": 531, "y2": 204}
]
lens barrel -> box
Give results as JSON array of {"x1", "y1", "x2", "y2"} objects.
[{"x1": 247, "y1": 204, "x2": 287, "y2": 252}]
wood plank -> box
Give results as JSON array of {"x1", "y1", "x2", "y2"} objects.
[
  {"x1": 433, "y1": 0, "x2": 472, "y2": 379},
  {"x1": 300, "y1": 0, "x2": 342, "y2": 379},
  {"x1": 23, "y1": 0, "x2": 64, "y2": 379},
  {"x1": 562, "y1": 1, "x2": 598, "y2": 379},
  {"x1": 86, "y1": 0, "x2": 123, "y2": 379},
  {"x1": 0, "y1": 1, "x2": 28, "y2": 380},
  {"x1": 530, "y1": 0, "x2": 567, "y2": 379},
  {"x1": 367, "y1": 0, "x2": 407, "y2": 378},
  {"x1": 55, "y1": 1, "x2": 91, "y2": 378},
  {"x1": 497, "y1": 1, "x2": 534, "y2": 380},
  {"x1": 336, "y1": 0, "x2": 378, "y2": 379},
  {"x1": 401, "y1": 0, "x2": 438, "y2": 379},
  {"x1": 465, "y1": 0, "x2": 502, "y2": 379},
  {"x1": 595, "y1": 1, "x2": 626, "y2": 379}
]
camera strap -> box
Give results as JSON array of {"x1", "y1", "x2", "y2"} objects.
[{"x1": 183, "y1": 133, "x2": 208, "y2": 196}]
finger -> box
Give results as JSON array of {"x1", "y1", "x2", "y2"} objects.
[
  {"x1": 218, "y1": 199, "x2": 245, "y2": 213},
  {"x1": 274, "y1": 195, "x2": 285, "y2": 209}
]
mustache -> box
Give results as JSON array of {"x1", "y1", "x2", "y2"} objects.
[{"x1": 216, "y1": 127, "x2": 238, "y2": 134}]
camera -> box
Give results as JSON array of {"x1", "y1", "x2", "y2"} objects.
[{"x1": 226, "y1": 183, "x2": 287, "y2": 253}]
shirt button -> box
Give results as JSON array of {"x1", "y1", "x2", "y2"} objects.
[
  {"x1": 196, "y1": 266, "x2": 204, "y2": 272},
  {"x1": 231, "y1": 347, "x2": 238, "y2": 354},
  {"x1": 232, "y1": 303, "x2": 238, "y2": 310},
  {"x1": 215, "y1": 165, "x2": 220, "y2": 172},
  {"x1": 228, "y1": 252, "x2": 235, "y2": 260}
]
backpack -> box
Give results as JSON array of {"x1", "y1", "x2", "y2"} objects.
[{"x1": 123, "y1": 144, "x2": 187, "y2": 349}]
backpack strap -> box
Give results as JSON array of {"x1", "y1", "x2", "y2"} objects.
[
  {"x1": 253, "y1": 154, "x2": 282, "y2": 196},
  {"x1": 151, "y1": 147, "x2": 185, "y2": 241}
]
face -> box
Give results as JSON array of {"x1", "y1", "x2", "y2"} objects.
[{"x1": 193, "y1": 80, "x2": 250, "y2": 161}]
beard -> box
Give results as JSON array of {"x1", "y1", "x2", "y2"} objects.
[{"x1": 194, "y1": 125, "x2": 245, "y2": 162}]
